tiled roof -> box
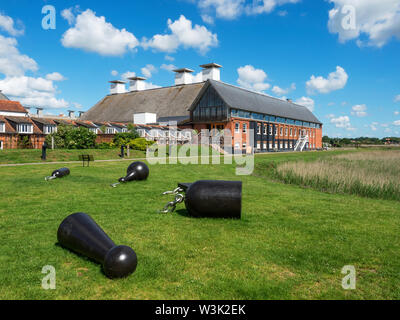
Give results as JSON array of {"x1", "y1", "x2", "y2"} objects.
[{"x1": 0, "y1": 100, "x2": 27, "y2": 113}]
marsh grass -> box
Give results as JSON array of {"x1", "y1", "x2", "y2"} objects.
[{"x1": 275, "y1": 150, "x2": 400, "y2": 201}]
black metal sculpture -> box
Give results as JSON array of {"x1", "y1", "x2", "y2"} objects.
[
  {"x1": 45, "y1": 167, "x2": 70, "y2": 181},
  {"x1": 160, "y1": 180, "x2": 242, "y2": 219},
  {"x1": 57, "y1": 212, "x2": 138, "y2": 279},
  {"x1": 111, "y1": 161, "x2": 149, "y2": 187},
  {"x1": 41, "y1": 142, "x2": 47, "y2": 161}
]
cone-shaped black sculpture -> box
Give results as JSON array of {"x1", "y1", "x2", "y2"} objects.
[
  {"x1": 57, "y1": 213, "x2": 137, "y2": 279},
  {"x1": 45, "y1": 167, "x2": 70, "y2": 181},
  {"x1": 111, "y1": 161, "x2": 149, "y2": 187},
  {"x1": 184, "y1": 181, "x2": 242, "y2": 219}
]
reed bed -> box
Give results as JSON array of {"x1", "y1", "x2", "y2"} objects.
[{"x1": 275, "y1": 150, "x2": 400, "y2": 201}]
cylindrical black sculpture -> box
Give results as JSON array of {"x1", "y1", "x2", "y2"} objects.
[
  {"x1": 184, "y1": 181, "x2": 242, "y2": 219},
  {"x1": 45, "y1": 167, "x2": 70, "y2": 181},
  {"x1": 41, "y1": 142, "x2": 47, "y2": 161},
  {"x1": 57, "y1": 213, "x2": 137, "y2": 279},
  {"x1": 111, "y1": 161, "x2": 149, "y2": 187}
]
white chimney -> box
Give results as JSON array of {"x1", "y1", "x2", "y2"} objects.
[
  {"x1": 128, "y1": 76, "x2": 146, "y2": 92},
  {"x1": 36, "y1": 108, "x2": 43, "y2": 117},
  {"x1": 173, "y1": 68, "x2": 194, "y2": 86},
  {"x1": 200, "y1": 63, "x2": 222, "y2": 81},
  {"x1": 68, "y1": 110, "x2": 75, "y2": 118},
  {"x1": 109, "y1": 80, "x2": 126, "y2": 94}
]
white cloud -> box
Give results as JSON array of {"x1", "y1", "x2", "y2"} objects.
[
  {"x1": 277, "y1": 10, "x2": 288, "y2": 17},
  {"x1": 272, "y1": 83, "x2": 296, "y2": 96},
  {"x1": 0, "y1": 35, "x2": 38, "y2": 76},
  {"x1": 121, "y1": 71, "x2": 136, "y2": 80},
  {"x1": 145, "y1": 82, "x2": 161, "y2": 90},
  {"x1": 394, "y1": 95, "x2": 400, "y2": 102},
  {"x1": 237, "y1": 65, "x2": 270, "y2": 92},
  {"x1": 46, "y1": 72, "x2": 66, "y2": 82},
  {"x1": 246, "y1": 0, "x2": 300, "y2": 15},
  {"x1": 61, "y1": 6, "x2": 80, "y2": 26},
  {"x1": 0, "y1": 13, "x2": 24, "y2": 36},
  {"x1": 198, "y1": 0, "x2": 244, "y2": 19},
  {"x1": 351, "y1": 104, "x2": 368, "y2": 117},
  {"x1": 165, "y1": 55, "x2": 175, "y2": 62},
  {"x1": 201, "y1": 14, "x2": 215, "y2": 24},
  {"x1": 394, "y1": 120, "x2": 400, "y2": 126},
  {"x1": 295, "y1": 96, "x2": 315, "y2": 112},
  {"x1": 142, "y1": 15, "x2": 218, "y2": 54},
  {"x1": 0, "y1": 76, "x2": 69, "y2": 109},
  {"x1": 111, "y1": 70, "x2": 119, "y2": 77},
  {"x1": 197, "y1": 0, "x2": 300, "y2": 20},
  {"x1": 394, "y1": 111, "x2": 400, "y2": 116},
  {"x1": 306, "y1": 66, "x2": 348, "y2": 94},
  {"x1": 330, "y1": 115, "x2": 354, "y2": 130},
  {"x1": 141, "y1": 64, "x2": 157, "y2": 78},
  {"x1": 161, "y1": 64, "x2": 177, "y2": 72},
  {"x1": 0, "y1": 33, "x2": 70, "y2": 109},
  {"x1": 61, "y1": 9, "x2": 139, "y2": 56},
  {"x1": 328, "y1": 0, "x2": 400, "y2": 48}
]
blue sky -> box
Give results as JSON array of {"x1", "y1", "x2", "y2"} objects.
[{"x1": 1, "y1": 0, "x2": 400, "y2": 137}]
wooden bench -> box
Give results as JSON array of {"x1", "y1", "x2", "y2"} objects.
[{"x1": 78, "y1": 155, "x2": 94, "y2": 167}]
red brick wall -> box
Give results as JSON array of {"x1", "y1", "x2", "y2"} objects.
[{"x1": 96, "y1": 134, "x2": 114, "y2": 144}]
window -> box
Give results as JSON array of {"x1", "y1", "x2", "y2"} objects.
[
  {"x1": 257, "y1": 125, "x2": 261, "y2": 135},
  {"x1": 243, "y1": 143, "x2": 247, "y2": 149},
  {"x1": 106, "y1": 127, "x2": 116, "y2": 134},
  {"x1": 263, "y1": 143, "x2": 267, "y2": 149},
  {"x1": 290, "y1": 128, "x2": 293, "y2": 136},
  {"x1": 257, "y1": 143, "x2": 261, "y2": 149},
  {"x1": 280, "y1": 143, "x2": 283, "y2": 149},
  {"x1": 122, "y1": 128, "x2": 128, "y2": 133},
  {"x1": 285, "y1": 128, "x2": 288, "y2": 136},
  {"x1": 18, "y1": 124, "x2": 33, "y2": 134},
  {"x1": 234, "y1": 143, "x2": 240, "y2": 149},
  {"x1": 274, "y1": 127, "x2": 277, "y2": 136},
  {"x1": 89, "y1": 128, "x2": 98, "y2": 134},
  {"x1": 294, "y1": 129, "x2": 297, "y2": 137},
  {"x1": 0, "y1": 140, "x2": 3, "y2": 150},
  {"x1": 243, "y1": 124, "x2": 247, "y2": 133},
  {"x1": 235, "y1": 123, "x2": 240, "y2": 133},
  {"x1": 193, "y1": 86, "x2": 227, "y2": 122},
  {"x1": 269, "y1": 142, "x2": 272, "y2": 149},
  {"x1": 0, "y1": 123, "x2": 4, "y2": 133},
  {"x1": 280, "y1": 127, "x2": 283, "y2": 136},
  {"x1": 44, "y1": 125, "x2": 56, "y2": 134},
  {"x1": 263, "y1": 126, "x2": 267, "y2": 135}
]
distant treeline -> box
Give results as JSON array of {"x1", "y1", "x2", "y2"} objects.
[{"x1": 323, "y1": 136, "x2": 400, "y2": 147}]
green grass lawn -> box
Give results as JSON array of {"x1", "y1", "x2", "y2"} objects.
[
  {"x1": 0, "y1": 148, "x2": 146, "y2": 164},
  {"x1": 0, "y1": 151, "x2": 399, "y2": 300}
]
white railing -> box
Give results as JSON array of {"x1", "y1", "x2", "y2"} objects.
[{"x1": 294, "y1": 135, "x2": 309, "y2": 152}]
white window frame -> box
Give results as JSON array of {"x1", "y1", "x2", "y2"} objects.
[
  {"x1": 18, "y1": 123, "x2": 33, "y2": 134},
  {"x1": 234, "y1": 142, "x2": 240, "y2": 150},
  {"x1": 0, "y1": 140, "x2": 3, "y2": 150},
  {"x1": 235, "y1": 123, "x2": 240, "y2": 133},
  {"x1": 0, "y1": 123, "x2": 4, "y2": 133},
  {"x1": 106, "y1": 127, "x2": 116, "y2": 134},
  {"x1": 290, "y1": 128, "x2": 293, "y2": 136},
  {"x1": 257, "y1": 125, "x2": 261, "y2": 135},
  {"x1": 280, "y1": 127, "x2": 283, "y2": 136},
  {"x1": 242, "y1": 124, "x2": 247, "y2": 133},
  {"x1": 257, "y1": 142, "x2": 261, "y2": 149},
  {"x1": 242, "y1": 143, "x2": 247, "y2": 149},
  {"x1": 89, "y1": 128, "x2": 98, "y2": 134}
]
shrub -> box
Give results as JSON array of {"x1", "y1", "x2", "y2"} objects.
[
  {"x1": 113, "y1": 130, "x2": 139, "y2": 146},
  {"x1": 128, "y1": 138, "x2": 155, "y2": 151},
  {"x1": 46, "y1": 125, "x2": 97, "y2": 149},
  {"x1": 96, "y1": 142, "x2": 115, "y2": 149}
]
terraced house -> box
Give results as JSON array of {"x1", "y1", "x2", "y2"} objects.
[{"x1": 83, "y1": 63, "x2": 323, "y2": 152}]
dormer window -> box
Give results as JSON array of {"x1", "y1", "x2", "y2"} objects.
[
  {"x1": 106, "y1": 127, "x2": 116, "y2": 134},
  {"x1": 89, "y1": 128, "x2": 98, "y2": 134},
  {"x1": 18, "y1": 123, "x2": 33, "y2": 134},
  {"x1": 44, "y1": 125, "x2": 57, "y2": 134}
]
